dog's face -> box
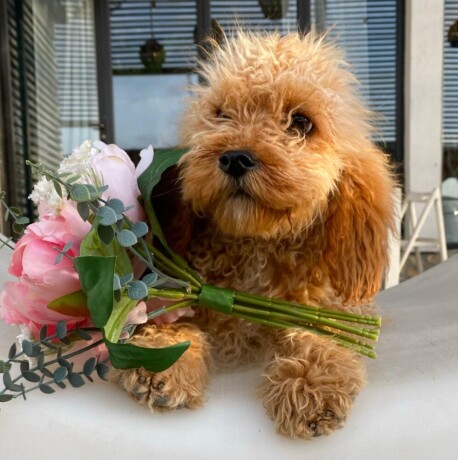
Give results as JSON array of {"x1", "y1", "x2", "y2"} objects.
[{"x1": 179, "y1": 32, "x2": 377, "y2": 239}]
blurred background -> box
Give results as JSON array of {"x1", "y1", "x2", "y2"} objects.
[{"x1": 0, "y1": 0, "x2": 457, "y2": 279}]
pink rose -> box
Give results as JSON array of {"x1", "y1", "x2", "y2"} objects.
[
  {"x1": 92, "y1": 141, "x2": 144, "y2": 223},
  {"x1": 0, "y1": 202, "x2": 91, "y2": 337}
]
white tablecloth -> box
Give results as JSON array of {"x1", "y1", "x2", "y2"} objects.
[{"x1": 1, "y1": 247, "x2": 457, "y2": 460}]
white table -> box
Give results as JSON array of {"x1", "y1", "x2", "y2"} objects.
[{"x1": 1, "y1": 248, "x2": 457, "y2": 460}]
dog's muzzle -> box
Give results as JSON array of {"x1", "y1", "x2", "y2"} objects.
[{"x1": 218, "y1": 150, "x2": 258, "y2": 179}]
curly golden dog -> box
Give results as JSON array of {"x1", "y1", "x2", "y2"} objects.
[{"x1": 112, "y1": 31, "x2": 396, "y2": 439}]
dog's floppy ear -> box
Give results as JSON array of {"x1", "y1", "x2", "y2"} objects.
[{"x1": 323, "y1": 150, "x2": 395, "y2": 305}]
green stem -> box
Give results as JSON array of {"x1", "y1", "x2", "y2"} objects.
[
  {"x1": 234, "y1": 292, "x2": 380, "y2": 326},
  {"x1": 147, "y1": 288, "x2": 198, "y2": 301},
  {"x1": 146, "y1": 242, "x2": 202, "y2": 288},
  {"x1": 147, "y1": 299, "x2": 196, "y2": 321}
]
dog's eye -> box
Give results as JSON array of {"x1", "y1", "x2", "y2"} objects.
[
  {"x1": 216, "y1": 110, "x2": 231, "y2": 120},
  {"x1": 288, "y1": 113, "x2": 313, "y2": 136}
]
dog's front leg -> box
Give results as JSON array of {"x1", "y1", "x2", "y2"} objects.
[
  {"x1": 110, "y1": 323, "x2": 211, "y2": 411},
  {"x1": 259, "y1": 330, "x2": 366, "y2": 439}
]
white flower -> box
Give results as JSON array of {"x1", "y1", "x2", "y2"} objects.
[
  {"x1": 29, "y1": 177, "x2": 64, "y2": 215},
  {"x1": 136, "y1": 145, "x2": 155, "y2": 179}
]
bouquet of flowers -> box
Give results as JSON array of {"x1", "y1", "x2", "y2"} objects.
[{"x1": 0, "y1": 141, "x2": 381, "y2": 403}]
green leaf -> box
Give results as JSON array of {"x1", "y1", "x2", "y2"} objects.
[
  {"x1": 56, "y1": 321, "x2": 67, "y2": 340},
  {"x1": 0, "y1": 394, "x2": 14, "y2": 402},
  {"x1": 97, "y1": 224, "x2": 115, "y2": 245},
  {"x1": 23, "y1": 371, "x2": 41, "y2": 383},
  {"x1": 117, "y1": 229, "x2": 137, "y2": 247},
  {"x1": 48, "y1": 290, "x2": 89, "y2": 318},
  {"x1": 0, "y1": 360, "x2": 12, "y2": 373},
  {"x1": 70, "y1": 184, "x2": 92, "y2": 202},
  {"x1": 131, "y1": 222, "x2": 148, "y2": 238},
  {"x1": 105, "y1": 339, "x2": 190, "y2": 373},
  {"x1": 83, "y1": 357, "x2": 97, "y2": 377},
  {"x1": 8, "y1": 343, "x2": 16, "y2": 359},
  {"x1": 53, "y1": 366, "x2": 68, "y2": 383},
  {"x1": 68, "y1": 372, "x2": 85, "y2": 388},
  {"x1": 39, "y1": 383, "x2": 55, "y2": 394},
  {"x1": 73, "y1": 256, "x2": 116, "y2": 328},
  {"x1": 128, "y1": 281, "x2": 148, "y2": 300},
  {"x1": 137, "y1": 148, "x2": 200, "y2": 278},
  {"x1": 77, "y1": 202, "x2": 90, "y2": 221},
  {"x1": 97, "y1": 206, "x2": 118, "y2": 226}
]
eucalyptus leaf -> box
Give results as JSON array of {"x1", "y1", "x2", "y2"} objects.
[
  {"x1": 40, "y1": 368, "x2": 54, "y2": 379},
  {"x1": 0, "y1": 394, "x2": 14, "y2": 402},
  {"x1": 57, "y1": 358, "x2": 72, "y2": 371},
  {"x1": 56, "y1": 321, "x2": 67, "y2": 340},
  {"x1": 97, "y1": 206, "x2": 118, "y2": 226},
  {"x1": 107, "y1": 198, "x2": 125, "y2": 214},
  {"x1": 120, "y1": 273, "x2": 133, "y2": 286},
  {"x1": 15, "y1": 216, "x2": 30, "y2": 225},
  {"x1": 128, "y1": 280, "x2": 148, "y2": 300},
  {"x1": 56, "y1": 381, "x2": 66, "y2": 389},
  {"x1": 37, "y1": 352, "x2": 44, "y2": 370},
  {"x1": 74, "y1": 329, "x2": 92, "y2": 341},
  {"x1": 68, "y1": 372, "x2": 85, "y2": 388},
  {"x1": 117, "y1": 229, "x2": 137, "y2": 248},
  {"x1": 113, "y1": 274, "x2": 121, "y2": 291},
  {"x1": 53, "y1": 366, "x2": 68, "y2": 383},
  {"x1": 39, "y1": 325, "x2": 47, "y2": 341},
  {"x1": 20, "y1": 361, "x2": 29, "y2": 373},
  {"x1": 39, "y1": 384, "x2": 55, "y2": 394},
  {"x1": 8, "y1": 343, "x2": 16, "y2": 359},
  {"x1": 23, "y1": 371, "x2": 41, "y2": 383},
  {"x1": 97, "y1": 224, "x2": 115, "y2": 245},
  {"x1": 83, "y1": 358, "x2": 97, "y2": 377},
  {"x1": 22, "y1": 340, "x2": 40, "y2": 357},
  {"x1": 62, "y1": 240, "x2": 73, "y2": 253},
  {"x1": 142, "y1": 272, "x2": 158, "y2": 286},
  {"x1": 96, "y1": 362, "x2": 110, "y2": 381},
  {"x1": 70, "y1": 184, "x2": 92, "y2": 202},
  {"x1": 12, "y1": 222, "x2": 23, "y2": 235},
  {"x1": 77, "y1": 202, "x2": 90, "y2": 221},
  {"x1": 131, "y1": 222, "x2": 148, "y2": 238},
  {"x1": 54, "y1": 253, "x2": 64, "y2": 265},
  {"x1": 53, "y1": 179, "x2": 63, "y2": 198},
  {"x1": 3, "y1": 372, "x2": 22, "y2": 392},
  {"x1": 0, "y1": 360, "x2": 12, "y2": 373}
]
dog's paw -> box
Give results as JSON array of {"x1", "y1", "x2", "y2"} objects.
[
  {"x1": 260, "y1": 346, "x2": 365, "y2": 439},
  {"x1": 110, "y1": 323, "x2": 211, "y2": 412},
  {"x1": 110, "y1": 365, "x2": 205, "y2": 411}
]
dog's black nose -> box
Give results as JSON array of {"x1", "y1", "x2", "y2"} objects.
[{"x1": 219, "y1": 150, "x2": 257, "y2": 178}]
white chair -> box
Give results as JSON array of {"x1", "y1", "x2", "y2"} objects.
[{"x1": 385, "y1": 186, "x2": 448, "y2": 288}]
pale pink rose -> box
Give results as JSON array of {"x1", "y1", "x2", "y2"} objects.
[
  {"x1": 0, "y1": 201, "x2": 91, "y2": 337},
  {"x1": 92, "y1": 140, "x2": 144, "y2": 223}
]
